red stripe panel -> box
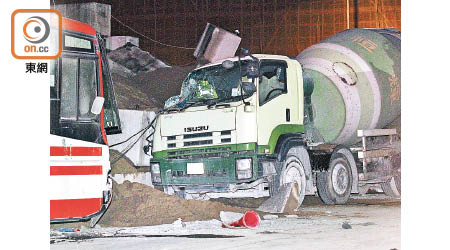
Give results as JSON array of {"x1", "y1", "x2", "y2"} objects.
[
  {"x1": 50, "y1": 146, "x2": 102, "y2": 157},
  {"x1": 50, "y1": 165, "x2": 103, "y2": 176},
  {"x1": 50, "y1": 198, "x2": 102, "y2": 219},
  {"x1": 62, "y1": 18, "x2": 96, "y2": 36}
]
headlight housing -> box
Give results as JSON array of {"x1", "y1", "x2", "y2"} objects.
[
  {"x1": 235, "y1": 158, "x2": 253, "y2": 180},
  {"x1": 151, "y1": 162, "x2": 161, "y2": 183}
]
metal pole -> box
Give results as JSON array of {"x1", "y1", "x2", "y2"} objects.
[
  {"x1": 362, "y1": 135, "x2": 367, "y2": 176},
  {"x1": 346, "y1": 0, "x2": 350, "y2": 29}
]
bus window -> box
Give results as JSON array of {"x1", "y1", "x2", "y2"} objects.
[
  {"x1": 60, "y1": 57, "x2": 78, "y2": 119},
  {"x1": 79, "y1": 59, "x2": 97, "y2": 119}
]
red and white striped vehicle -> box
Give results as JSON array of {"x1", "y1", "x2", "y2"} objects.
[{"x1": 50, "y1": 18, "x2": 121, "y2": 225}]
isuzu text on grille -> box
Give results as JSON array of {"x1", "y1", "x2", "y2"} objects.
[{"x1": 184, "y1": 125, "x2": 209, "y2": 133}]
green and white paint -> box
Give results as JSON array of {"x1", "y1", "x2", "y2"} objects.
[
  {"x1": 150, "y1": 28, "x2": 401, "y2": 198},
  {"x1": 297, "y1": 28, "x2": 401, "y2": 145}
]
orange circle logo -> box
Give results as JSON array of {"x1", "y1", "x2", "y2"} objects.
[{"x1": 23, "y1": 16, "x2": 50, "y2": 44}]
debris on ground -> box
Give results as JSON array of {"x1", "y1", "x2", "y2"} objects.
[
  {"x1": 257, "y1": 182, "x2": 300, "y2": 214},
  {"x1": 172, "y1": 218, "x2": 187, "y2": 228},
  {"x1": 262, "y1": 214, "x2": 279, "y2": 220},
  {"x1": 221, "y1": 211, "x2": 260, "y2": 229},
  {"x1": 219, "y1": 211, "x2": 244, "y2": 225},
  {"x1": 58, "y1": 228, "x2": 80, "y2": 232},
  {"x1": 342, "y1": 221, "x2": 352, "y2": 229},
  {"x1": 98, "y1": 180, "x2": 246, "y2": 227}
]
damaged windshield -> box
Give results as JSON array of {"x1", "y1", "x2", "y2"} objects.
[{"x1": 164, "y1": 60, "x2": 255, "y2": 109}]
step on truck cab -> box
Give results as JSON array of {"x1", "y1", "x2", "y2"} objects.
[
  {"x1": 150, "y1": 29, "x2": 401, "y2": 210},
  {"x1": 50, "y1": 18, "x2": 121, "y2": 225}
]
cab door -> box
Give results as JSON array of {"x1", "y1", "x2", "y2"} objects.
[{"x1": 256, "y1": 59, "x2": 302, "y2": 153}]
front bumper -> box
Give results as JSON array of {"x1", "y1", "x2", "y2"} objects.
[{"x1": 151, "y1": 150, "x2": 259, "y2": 186}]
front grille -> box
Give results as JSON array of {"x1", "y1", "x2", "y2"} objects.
[
  {"x1": 167, "y1": 146, "x2": 232, "y2": 159},
  {"x1": 184, "y1": 139, "x2": 213, "y2": 147},
  {"x1": 184, "y1": 132, "x2": 212, "y2": 139},
  {"x1": 221, "y1": 130, "x2": 231, "y2": 135},
  {"x1": 164, "y1": 129, "x2": 233, "y2": 149},
  {"x1": 165, "y1": 148, "x2": 255, "y2": 160}
]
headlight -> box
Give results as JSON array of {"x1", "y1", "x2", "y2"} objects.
[
  {"x1": 151, "y1": 163, "x2": 161, "y2": 183},
  {"x1": 236, "y1": 158, "x2": 253, "y2": 179}
]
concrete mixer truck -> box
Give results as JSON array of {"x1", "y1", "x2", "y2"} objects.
[{"x1": 148, "y1": 28, "x2": 401, "y2": 211}]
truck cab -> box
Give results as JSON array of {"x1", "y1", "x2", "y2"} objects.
[
  {"x1": 150, "y1": 54, "x2": 313, "y2": 202},
  {"x1": 150, "y1": 28, "x2": 401, "y2": 211}
]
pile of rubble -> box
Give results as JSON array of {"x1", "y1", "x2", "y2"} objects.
[
  {"x1": 98, "y1": 180, "x2": 246, "y2": 227},
  {"x1": 106, "y1": 43, "x2": 196, "y2": 110},
  {"x1": 98, "y1": 154, "x2": 245, "y2": 227}
]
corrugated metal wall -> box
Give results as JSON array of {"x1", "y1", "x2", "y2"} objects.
[{"x1": 55, "y1": 0, "x2": 400, "y2": 65}]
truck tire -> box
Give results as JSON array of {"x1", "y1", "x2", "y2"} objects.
[
  {"x1": 317, "y1": 153, "x2": 353, "y2": 205},
  {"x1": 381, "y1": 175, "x2": 401, "y2": 198},
  {"x1": 273, "y1": 146, "x2": 310, "y2": 209}
]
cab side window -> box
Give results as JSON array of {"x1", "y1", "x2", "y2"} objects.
[{"x1": 258, "y1": 62, "x2": 287, "y2": 105}]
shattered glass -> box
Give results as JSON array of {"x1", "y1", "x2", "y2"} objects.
[{"x1": 164, "y1": 60, "x2": 255, "y2": 109}]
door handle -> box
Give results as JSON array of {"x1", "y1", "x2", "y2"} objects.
[{"x1": 286, "y1": 108, "x2": 290, "y2": 122}]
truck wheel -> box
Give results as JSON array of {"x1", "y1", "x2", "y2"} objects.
[
  {"x1": 317, "y1": 153, "x2": 352, "y2": 205},
  {"x1": 381, "y1": 175, "x2": 401, "y2": 198},
  {"x1": 274, "y1": 147, "x2": 310, "y2": 210}
]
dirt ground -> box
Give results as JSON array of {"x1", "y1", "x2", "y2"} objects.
[
  {"x1": 50, "y1": 194, "x2": 401, "y2": 250},
  {"x1": 50, "y1": 151, "x2": 400, "y2": 248},
  {"x1": 109, "y1": 150, "x2": 138, "y2": 175}
]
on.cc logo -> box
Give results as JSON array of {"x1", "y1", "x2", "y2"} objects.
[{"x1": 23, "y1": 16, "x2": 50, "y2": 44}]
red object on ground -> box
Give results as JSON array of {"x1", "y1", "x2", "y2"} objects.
[{"x1": 222, "y1": 211, "x2": 260, "y2": 228}]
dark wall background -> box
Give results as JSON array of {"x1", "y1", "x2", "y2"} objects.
[{"x1": 54, "y1": 0, "x2": 401, "y2": 65}]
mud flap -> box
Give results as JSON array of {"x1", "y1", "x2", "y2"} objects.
[{"x1": 257, "y1": 182, "x2": 299, "y2": 213}]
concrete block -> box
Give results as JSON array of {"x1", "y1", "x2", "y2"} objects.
[
  {"x1": 55, "y1": 2, "x2": 111, "y2": 36},
  {"x1": 106, "y1": 109, "x2": 156, "y2": 167},
  {"x1": 106, "y1": 36, "x2": 139, "y2": 50}
]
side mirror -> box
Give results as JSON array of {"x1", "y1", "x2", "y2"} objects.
[{"x1": 91, "y1": 96, "x2": 105, "y2": 115}]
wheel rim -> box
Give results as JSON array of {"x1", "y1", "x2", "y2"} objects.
[
  {"x1": 285, "y1": 166, "x2": 301, "y2": 185},
  {"x1": 282, "y1": 162, "x2": 305, "y2": 197},
  {"x1": 331, "y1": 163, "x2": 349, "y2": 195}
]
